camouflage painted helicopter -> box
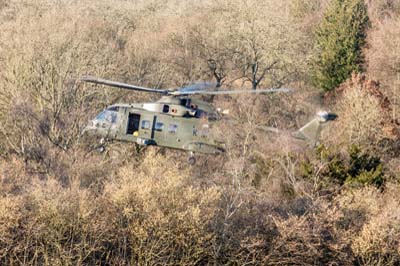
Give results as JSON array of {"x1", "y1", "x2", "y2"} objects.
[{"x1": 81, "y1": 77, "x2": 337, "y2": 164}]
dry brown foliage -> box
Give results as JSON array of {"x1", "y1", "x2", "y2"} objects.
[
  {"x1": 324, "y1": 73, "x2": 400, "y2": 150},
  {"x1": 366, "y1": 2, "x2": 400, "y2": 122},
  {"x1": 0, "y1": 0, "x2": 399, "y2": 265}
]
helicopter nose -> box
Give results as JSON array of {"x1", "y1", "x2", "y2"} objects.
[{"x1": 82, "y1": 120, "x2": 96, "y2": 135}]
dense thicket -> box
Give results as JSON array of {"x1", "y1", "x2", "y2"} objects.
[{"x1": 0, "y1": 0, "x2": 399, "y2": 265}]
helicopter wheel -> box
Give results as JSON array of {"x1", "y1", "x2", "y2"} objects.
[
  {"x1": 187, "y1": 156, "x2": 196, "y2": 165},
  {"x1": 98, "y1": 145, "x2": 106, "y2": 153},
  {"x1": 187, "y1": 151, "x2": 196, "y2": 165},
  {"x1": 188, "y1": 151, "x2": 196, "y2": 165}
]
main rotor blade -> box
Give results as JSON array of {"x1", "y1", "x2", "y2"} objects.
[
  {"x1": 81, "y1": 76, "x2": 168, "y2": 94},
  {"x1": 169, "y1": 87, "x2": 291, "y2": 96},
  {"x1": 178, "y1": 82, "x2": 218, "y2": 93}
]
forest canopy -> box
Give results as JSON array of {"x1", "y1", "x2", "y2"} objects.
[{"x1": 0, "y1": 0, "x2": 399, "y2": 265}]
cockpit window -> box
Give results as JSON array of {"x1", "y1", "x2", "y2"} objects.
[
  {"x1": 107, "y1": 106, "x2": 119, "y2": 112},
  {"x1": 95, "y1": 110, "x2": 118, "y2": 124}
]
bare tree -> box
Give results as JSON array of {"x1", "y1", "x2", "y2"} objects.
[{"x1": 219, "y1": 0, "x2": 299, "y2": 90}]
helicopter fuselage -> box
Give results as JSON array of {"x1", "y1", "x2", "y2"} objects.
[{"x1": 84, "y1": 98, "x2": 224, "y2": 155}]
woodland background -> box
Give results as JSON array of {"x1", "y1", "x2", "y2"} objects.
[{"x1": 0, "y1": 0, "x2": 399, "y2": 265}]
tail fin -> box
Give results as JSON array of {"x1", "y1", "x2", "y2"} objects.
[{"x1": 292, "y1": 111, "x2": 337, "y2": 146}]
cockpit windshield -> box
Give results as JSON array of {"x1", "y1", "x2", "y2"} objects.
[{"x1": 95, "y1": 110, "x2": 118, "y2": 124}]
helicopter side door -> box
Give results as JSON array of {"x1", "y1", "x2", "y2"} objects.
[
  {"x1": 117, "y1": 112, "x2": 141, "y2": 142},
  {"x1": 126, "y1": 113, "x2": 140, "y2": 135}
]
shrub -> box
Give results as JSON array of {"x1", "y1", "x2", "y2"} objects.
[
  {"x1": 346, "y1": 145, "x2": 384, "y2": 187},
  {"x1": 105, "y1": 149, "x2": 221, "y2": 265},
  {"x1": 304, "y1": 144, "x2": 386, "y2": 190},
  {"x1": 324, "y1": 74, "x2": 399, "y2": 149},
  {"x1": 312, "y1": 0, "x2": 369, "y2": 91},
  {"x1": 367, "y1": 17, "x2": 400, "y2": 122},
  {"x1": 350, "y1": 184, "x2": 400, "y2": 265}
]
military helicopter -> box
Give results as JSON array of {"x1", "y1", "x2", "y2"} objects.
[{"x1": 81, "y1": 76, "x2": 337, "y2": 164}]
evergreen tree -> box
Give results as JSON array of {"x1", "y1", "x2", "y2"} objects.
[{"x1": 312, "y1": 0, "x2": 369, "y2": 91}]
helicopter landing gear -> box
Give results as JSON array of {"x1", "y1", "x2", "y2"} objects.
[
  {"x1": 187, "y1": 151, "x2": 196, "y2": 165},
  {"x1": 98, "y1": 145, "x2": 106, "y2": 153},
  {"x1": 97, "y1": 138, "x2": 106, "y2": 153}
]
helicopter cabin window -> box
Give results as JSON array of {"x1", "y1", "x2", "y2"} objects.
[
  {"x1": 141, "y1": 120, "x2": 151, "y2": 130},
  {"x1": 155, "y1": 122, "x2": 164, "y2": 131},
  {"x1": 168, "y1": 124, "x2": 178, "y2": 134},
  {"x1": 163, "y1": 105, "x2": 169, "y2": 113}
]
